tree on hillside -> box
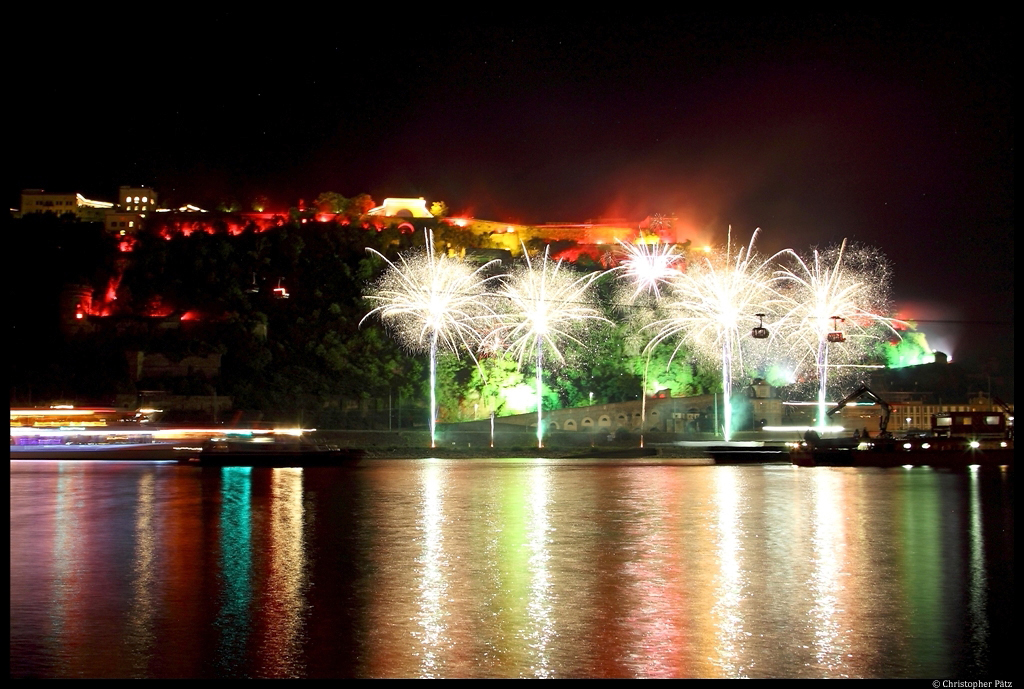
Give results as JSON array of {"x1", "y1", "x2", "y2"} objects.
[
  {"x1": 315, "y1": 192, "x2": 347, "y2": 214},
  {"x1": 345, "y1": 193, "x2": 376, "y2": 219}
]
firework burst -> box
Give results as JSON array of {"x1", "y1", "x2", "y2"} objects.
[
  {"x1": 361, "y1": 230, "x2": 504, "y2": 447},
  {"x1": 488, "y1": 245, "x2": 609, "y2": 447},
  {"x1": 642, "y1": 228, "x2": 784, "y2": 441},
  {"x1": 612, "y1": 238, "x2": 685, "y2": 446},
  {"x1": 613, "y1": 238, "x2": 685, "y2": 303},
  {"x1": 773, "y1": 239, "x2": 903, "y2": 430}
]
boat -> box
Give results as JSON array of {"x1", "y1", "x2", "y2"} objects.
[
  {"x1": 10, "y1": 407, "x2": 198, "y2": 461},
  {"x1": 789, "y1": 385, "x2": 1013, "y2": 469},
  {"x1": 10, "y1": 406, "x2": 353, "y2": 464},
  {"x1": 789, "y1": 435, "x2": 1012, "y2": 469}
]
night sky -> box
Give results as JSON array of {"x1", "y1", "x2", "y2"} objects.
[{"x1": 10, "y1": 14, "x2": 1013, "y2": 365}]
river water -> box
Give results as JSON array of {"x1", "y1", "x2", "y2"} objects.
[{"x1": 9, "y1": 459, "x2": 1014, "y2": 678}]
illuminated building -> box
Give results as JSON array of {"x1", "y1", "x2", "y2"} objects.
[
  {"x1": 14, "y1": 186, "x2": 161, "y2": 231},
  {"x1": 17, "y1": 189, "x2": 113, "y2": 222},
  {"x1": 465, "y1": 389, "x2": 781, "y2": 436},
  {"x1": 105, "y1": 185, "x2": 159, "y2": 234},
  {"x1": 889, "y1": 395, "x2": 1013, "y2": 434},
  {"x1": 105, "y1": 212, "x2": 141, "y2": 235},
  {"x1": 118, "y1": 185, "x2": 158, "y2": 213},
  {"x1": 366, "y1": 197, "x2": 434, "y2": 218},
  {"x1": 441, "y1": 216, "x2": 684, "y2": 255}
]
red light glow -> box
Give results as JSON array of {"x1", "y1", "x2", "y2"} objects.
[
  {"x1": 550, "y1": 245, "x2": 607, "y2": 265},
  {"x1": 144, "y1": 297, "x2": 175, "y2": 318}
]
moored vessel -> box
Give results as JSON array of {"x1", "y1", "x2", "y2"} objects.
[{"x1": 789, "y1": 435, "x2": 1012, "y2": 469}]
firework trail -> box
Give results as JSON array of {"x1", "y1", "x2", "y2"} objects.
[
  {"x1": 361, "y1": 230, "x2": 504, "y2": 448},
  {"x1": 642, "y1": 228, "x2": 785, "y2": 442},
  {"x1": 774, "y1": 239, "x2": 903, "y2": 430},
  {"x1": 488, "y1": 245, "x2": 609, "y2": 448}
]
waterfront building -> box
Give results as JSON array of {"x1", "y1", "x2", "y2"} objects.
[
  {"x1": 889, "y1": 395, "x2": 1013, "y2": 434},
  {"x1": 473, "y1": 382, "x2": 784, "y2": 437}
]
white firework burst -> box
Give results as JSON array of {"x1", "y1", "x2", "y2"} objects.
[
  {"x1": 773, "y1": 239, "x2": 903, "y2": 429},
  {"x1": 487, "y1": 245, "x2": 609, "y2": 447},
  {"x1": 613, "y1": 238, "x2": 685, "y2": 303},
  {"x1": 361, "y1": 230, "x2": 504, "y2": 447},
  {"x1": 642, "y1": 228, "x2": 785, "y2": 441},
  {"x1": 612, "y1": 237, "x2": 685, "y2": 447}
]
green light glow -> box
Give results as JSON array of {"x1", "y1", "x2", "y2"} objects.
[
  {"x1": 763, "y1": 364, "x2": 796, "y2": 387},
  {"x1": 879, "y1": 331, "x2": 934, "y2": 368},
  {"x1": 502, "y1": 383, "x2": 545, "y2": 416}
]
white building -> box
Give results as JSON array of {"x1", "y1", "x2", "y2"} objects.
[
  {"x1": 118, "y1": 186, "x2": 158, "y2": 213},
  {"x1": 365, "y1": 197, "x2": 434, "y2": 218},
  {"x1": 18, "y1": 189, "x2": 113, "y2": 222}
]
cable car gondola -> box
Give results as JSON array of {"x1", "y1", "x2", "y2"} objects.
[
  {"x1": 751, "y1": 313, "x2": 769, "y2": 339},
  {"x1": 826, "y1": 316, "x2": 846, "y2": 343}
]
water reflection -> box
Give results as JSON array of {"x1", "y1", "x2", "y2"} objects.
[
  {"x1": 809, "y1": 469, "x2": 849, "y2": 676},
  {"x1": 967, "y1": 467, "x2": 988, "y2": 670},
  {"x1": 617, "y1": 467, "x2": 690, "y2": 678},
  {"x1": 416, "y1": 461, "x2": 447, "y2": 677},
  {"x1": 901, "y1": 468, "x2": 949, "y2": 671},
  {"x1": 51, "y1": 466, "x2": 82, "y2": 677},
  {"x1": 126, "y1": 472, "x2": 157, "y2": 676},
  {"x1": 712, "y1": 466, "x2": 747, "y2": 677},
  {"x1": 524, "y1": 463, "x2": 553, "y2": 677},
  {"x1": 9, "y1": 460, "x2": 1014, "y2": 678},
  {"x1": 257, "y1": 468, "x2": 307, "y2": 677},
  {"x1": 216, "y1": 467, "x2": 252, "y2": 675}
]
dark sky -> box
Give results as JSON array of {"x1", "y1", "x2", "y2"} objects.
[{"x1": 10, "y1": 14, "x2": 1013, "y2": 364}]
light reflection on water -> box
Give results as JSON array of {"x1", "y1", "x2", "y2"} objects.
[
  {"x1": 126, "y1": 472, "x2": 157, "y2": 677},
  {"x1": 967, "y1": 466, "x2": 988, "y2": 670},
  {"x1": 216, "y1": 467, "x2": 252, "y2": 675},
  {"x1": 713, "y1": 466, "x2": 746, "y2": 677},
  {"x1": 10, "y1": 459, "x2": 1014, "y2": 678},
  {"x1": 259, "y1": 468, "x2": 306, "y2": 677},
  {"x1": 810, "y1": 468, "x2": 846, "y2": 675}
]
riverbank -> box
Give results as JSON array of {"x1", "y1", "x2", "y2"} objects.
[
  {"x1": 357, "y1": 444, "x2": 714, "y2": 460},
  {"x1": 315, "y1": 428, "x2": 729, "y2": 460}
]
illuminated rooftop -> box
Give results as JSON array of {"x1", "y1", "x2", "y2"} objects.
[{"x1": 366, "y1": 198, "x2": 434, "y2": 218}]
